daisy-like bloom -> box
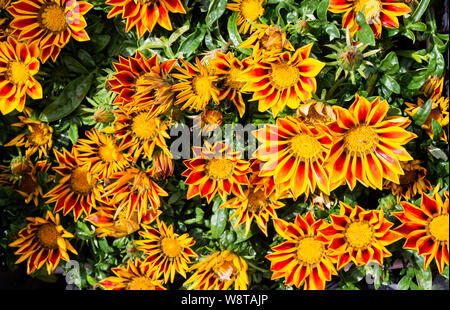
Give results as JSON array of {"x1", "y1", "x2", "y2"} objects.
[
  {"x1": 85, "y1": 200, "x2": 161, "y2": 238},
  {"x1": 266, "y1": 212, "x2": 338, "y2": 290},
  {"x1": 253, "y1": 116, "x2": 334, "y2": 199},
  {"x1": 103, "y1": 168, "x2": 168, "y2": 223},
  {"x1": 226, "y1": 0, "x2": 264, "y2": 34},
  {"x1": 74, "y1": 128, "x2": 132, "y2": 180},
  {"x1": 98, "y1": 258, "x2": 165, "y2": 290},
  {"x1": 196, "y1": 109, "x2": 223, "y2": 134},
  {"x1": 134, "y1": 220, "x2": 197, "y2": 284},
  {"x1": 383, "y1": 160, "x2": 432, "y2": 203},
  {"x1": 5, "y1": 115, "x2": 53, "y2": 158},
  {"x1": 181, "y1": 141, "x2": 251, "y2": 203},
  {"x1": 107, "y1": 51, "x2": 177, "y2": 113},
  {"x1": 106, "y1": 109, "x2": 171, "y2": 162},
  {"x1": 405, "y1": 96, "x2": 449, "y2": 142},
  {"x1": 239, "y1": 24, "x2": 295, "y2": 57},
  {"x1": 184, "y1": 250, "x2": 249, "y2": 290},
  {"x1": 296, "y1": 100, "x2": 337, "y2": 127},
  {"x1": 328, "y1": 0, "x2": 412, "y2": 38},
  {"x1": 392, "y1": 189, "x2": 449, "y2": 274},
  {"x1": 220, "y1": 185, "x2": 285, "y2": 236},
  {"x1": 0, "y1": 37, "x2": 41, "y2": 115},
  {"x1": 0, "y1": 0, "x2": 11, "y2": 8},
  {"x1": 422, "y1": 75, "x2": 444, "y2": 100},
  {"x1": 209, "y1": 52, "x2": 250, "y2": 118},
  {"x1": 242, "y1": 44, "x2": 325, "y2": 117},
  {"x1": 105, "y1": 0, "x2": 186, "y2": 38},
  {"x1": 7, "y1": 0, "x2": 93, "y2": 63},
  {"x1": 326, "y1": 95, "x2": 417, "y2": 190},
  {"x1": 44, "y1": 148, "x2": 104, "y2": 221},
  {"x1": 9, "y1": 210, "x2": 77, "y2": 275},
  {"x1": 171, "y1": 58, "x2": 220, "y2": 112},
  {"x1": 320, "y1": 201, "x2": 403, "y2": 270}
]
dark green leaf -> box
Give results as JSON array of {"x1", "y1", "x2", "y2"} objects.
[
  {"x1": 68, "y1": 122, "x2": 79, "y2": 145},
  {"x1": 178, "y1": 24, "x2": 207, "y2": 58},
  {"x1": 356, "y1": 12, "x2": 375, "y2": 46},
  {"x1": 403, "y1": 29, "x2": 415, "y2": 43},
  {"x1": 410, "y1": 0, "x2": 430, "y2": 24},
  {"x1": 325, "y1": 23, "x2": 340, "y2": 41},
  {"x1": 317, "y1": 0, "x2": 330, "y2": 22},
  {"x1": 91, "y1": 34, "x2": 111, "y2": 52},
  {"x1": 432, "y1": 119, "x2": 443, "y2": 141},
  {"x1": 397, "y1": 275, "x2": 411, "y2": 290},
  {"x1": 380, "y1": 74, "x2": 401, "y2": 94},
  {"x1": 408, "y1": 22, "x2": 427, "y2": 32},
  {"x1": 206, "y1": 0, "x2": 227, "y2": 27},
  {"x1": 412, "y1": 99, "x2": 432, "y2": 126},
  {"x1": 228, "y1": 12, "x2": 242, "y2": 47},
  {"x1": 63, "y1": 55, "x2": 89, "y2": 74},
  {"x1": 379, "y1": 52, "x2": 399, "y2": 74},
  {"x1": 211, "y1": 207, "x2": 229, "y2": 239},
  {"x1": 77, "y1": 50, "x2": 96, "y2": 68}
]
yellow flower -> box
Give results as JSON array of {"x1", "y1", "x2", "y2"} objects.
[{"x1": 226, "y1": 0, "x2": 264, "y2": 34}]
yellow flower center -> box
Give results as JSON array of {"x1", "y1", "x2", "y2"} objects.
[
  {"x1": 428, "y1": 214, "x2": 449, "y2": 242},
  {"x1": 225, "y1": 67, "x2": 246, "y2": 90},
  {"x1": 247, "y1": 190, "x2": 267, "y2": 213},
  {"x1": 7, "y1": 61, "x2": 30, "y2": 85},
  {"x1": 289, "y1": 133, "x2": 322, "y2": 160},
  {"x1": 192, "y1": 76, "x2": 213, "y2": 97},
  {"x1": 260, "y1": 28, "x2": 284, "y2": 53},
  {"x1": 354, "y1": 0, "x2": 381, "y2": 23},
  {"x1": 36, "y1": 223, "x2": 59, "y2": 250},
  {"x1": 98, "y1": 142, "x2": 121, "y2": 163},
  {"x1": 70, "y1": 167, "x2": 94, "y2": 194},
  {"x1": 345, "y1": 221, "x2": 374, "y2": 249},
  {"x1": 205, "y1": 158, "x2": 234, "y2": 180},
  {"x1": 344, "y1": 125, "x2": 379, "y2": 156},
  {"x1": 129, "y1": 171, "x2": 152, "y2": 193},
  {"x1": 240, "y1": 0, "x2": 263, "y2": 22},
  {"x1": 213, "y1": 260, "x2": 237, "y2": 281},
  {"x1": 39, "y1": 3, "x2": 68, "y2": 32},
  {"x1": 27, "y1": 123, "x2": 51, "y2": 146},
  {"x1": 270, "y1": 62, "x2": 300, "y2": 90},
  {"x1": 126, "y1": 277, "x2": 156, "y2": 290},
  {"x1": 296, "y1": 237, "x2": 324, "y2": 265},
  {"x1": 131, "y1": 113, "x2": 158, "y2": 140},
  {"x1": 161, "y1": 237, "x2": 182, "y2": 258}
]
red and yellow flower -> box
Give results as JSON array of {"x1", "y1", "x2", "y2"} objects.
[
  {"x1": 9, "y1": 210, "x2": 77, "y2": 275},
  {"x1": 105, "y1": 0, "x2": 186, "y2": 38},
  {"x1": 44, "y1": 148, "x2": 104, "y2": 221},
  {"x1": 134, "y1": 220, "x2": 197, "y2": 284},
  {"x1": 182, "y1": 141, "x2": 251, "y2": 203},
  {"x1": 328, "y1": 0, "x2": 412, "y2": 39},
  {"x1": 0, "y1": 37, "x2": 41, "y2": 115},
  {"x1": 242, "y1": 44, "x2": 325, "y2": 117},
  {"x1": 8, "y1": 0, "x2": 93, "y2": 62},
  {"x1": 320, "y1": 201, "x2": 403, "y2": 270},
  {"x1": 239, "y1": 24, "x2": 295, "y2": 57},
  {"x1": 184, "y1": 250, "x2": 249, "y2": 290},
  {"x1": 392, "y1": 189, "x2": 449, "y2": 274},
  {"x1": 326, "y1": 95, "x2": 416, "y2": 190},
  {"x1": 266, "y1": 212, "x2": 338, "y2": 290},
  {"x1": 98, "y1": 258, "x2": 165, "y2": 290},
  {"x1": 226, "y1": 0, "x2": 264, "y2": 34}
]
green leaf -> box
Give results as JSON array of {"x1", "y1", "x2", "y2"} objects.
[
  {"x1": 414, "y1": 264, "x2": 432, "y2": 290},
  {"x1": 431, "y1": 119, "x2": 443, "y2": 141},
  {"x1": 206, "y1": 0, "x2": 227, "y2": 27},
  {"x1": 86, "y1": 274, "x2": 97, "y2": 286},
  {"x1": 168, "y1": 20, "x2": 190, "y2": 45},
  {"x1": 408, "y1": 22, "x2": 427, "y2": 32},
  {"x1": 68, "y1": 122, "x2": 79, "y2": 145},
  {"x1": 407, "y1": 72, "x2": 428, "y2": 89},
  {"x1": 317, "y1": 0, "x2": 330, "y2": 22},
  {"x1": 379, "y1": 52, "x2": 399, "y2": 74},
  {"x1": 412, "y1": 99, "x2": 432, "y2": 126},
  {"x1": 380, "y1": 74, "x2": 401, "y2": 94},
  {"x1": 63, "y1": 55, "x2": 89, "y2": 74},
  {"x1": 403, "y1": 29, "x2": 415, "y2": 43},
  {"x1": 432, "y1": 45, "x2": 445, "y2": 77},
  {"x1": 211, "y1": 207, "x2": 229, "y2": 239},
  {"x1": 98, "y1": 238, "x2": 114, "y2": 254},
  {"x1": 356, "y1": 12, "x2": 375, "y2": 46},
  {"x1": 91, "y1": 34, "x2": 111, "y2": 52},
  {"x1": 39, "y1": 73, "x2": 94, "y2": 122},
  {"x1": 410, "y1": 0, "x2": 430, "y2": 24},
  {"x1": 178, "y1": 24, "x2": 207, "y2": 59},
  {"x1": 77, "y1": 50, "x2": 96, "y2": 68},
  {"x1": 325, "y1": 23, "x2": 340, "y2": 41},
  {"x1": 228, "y1": 12, "x2": 242, "y2": 47},
  {"x1": 397, "y1": 275, "x2": 411, "y2": 290}
]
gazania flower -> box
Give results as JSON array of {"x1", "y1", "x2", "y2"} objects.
[
  {"x1": 239, "y1": 24, "x2": 295, "y2": 57},
  {"x1": 209, "y1": 52, "x2": 249, "y2": 118},
  {"x1": 0, "y1": 18, "x2": 13, "y2": 41},
  {"x1": 383, "y1": 160, "x2": 432, "y2": 203},
  {"x1": 182, "y1": 141, "x2": 251, "y2": 203},
  {"x1": 44, "y1": 148, "x2": 104, "y2": 221},
  {"x1": 196, "y1": 109, "x2": 223, "y2": 134},
  {"x1": 0, "y1": 0, "x2": 11, "y2": 9},
  {"x1": 98, "y1": 258, "x2": 165, "y2": 290},
  {"x1": 8, "y1": 0, "x2": 93, "y2": 63},
  {"x1": 184, "y1": 250, "x2": 249, "y2": 290},
  {"x1": 220, "y1": 185, "x2": 285, "y2": 236},
  {"x1": 266, "y1": 212, "x2": 338, "y2": 290},
  {"x1": 5, "y1": 115, "x2": 53, "y2": 158},
  {"x1": 151, "y1": 150, "x2": 175, "y2": 180},
  {"x1": 253, "y1": 116, "x2": 334, "y2": 199},
  {"x1": 105, "y1": 0, "x2": 186, "y2": 38},
  {"x1": 405, "y1": 96, "x2": 449, "y2": 142},
  {"x1": 328, "y1": 0, "x2": 412, "y2": 38},
  {"x1": 171, "y1": 58, "x2": 220, "y2": 112},
  {"x1": 74, "y1": 128, "x2": 132, "y2": 180},
  {"x1": 226, "y1": 0, "x2": 264, "y2": 34},
  {"x1": 107, "y1": 109, "x2": 171, "y2": 162},
  {"x1": 320, "y1": 201, "x2": 403, "y2": 269},
  {"x1": 9, "y1": 210, "x2": 77, "y2": 275},
  {"x1": 392, "y1": 189, "x2": 449, "y2": 274},
  {"x1": 242, "y1": 44, "x2": 325, "y2": 117},
  {"x1": 326, "y1": 95, "x2": 416, "y2": 190},
  {"x1": 0, "y1": 37, "x2": 41, "y2": 115},
  {"x1": 134, "y1": 220, "x2": 197, "y2": 284},
  {"x1": 103, "y1": 168, "x2": 168, "y2": 223},
  {"x1": 107, "y1": 51, "x2": 177, "y2": 112},
  {"x1": 422, "y1": 75, "x2": 444, "y2": 100},
  {"x1": 296, "y1": 100, "x2": 337, "y2": 126},
  {"x1": 85, "y1": 200, "x2": 161, "y2": 238}
]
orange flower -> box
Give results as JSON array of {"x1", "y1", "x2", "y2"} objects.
[
  {"x1": 392, "y1": 189, "x2": 449, "y2": 274},
  {"x1": 181, "y1": 141, "x2": 251, "y2": 203},
  {"x1": 106, "y1": 0, "x2": 186, "y2": 38},
  {"x1": 0, "y1": 37, "x2": 41, "y2": 115},
  {"x1": 266, "y1": 212, "x2": 338, "y2": 290},
  {"x1": 226, "y1": 0, "x2": 264, "y2": 34},
  {"x1": 8, "y1": 0, "x2": 93, "y2": 62},
  {"x1": 320, "y1": 201, "x2": 403, "y2": 269},
  {"x1": 239, "y1": 24, "x2": 294, "y2": 56}
]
